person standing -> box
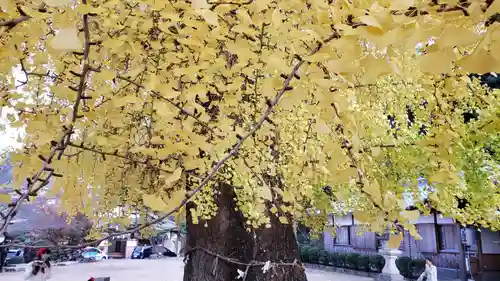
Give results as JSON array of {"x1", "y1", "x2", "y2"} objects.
[
  {"x1": 417, "y1": 257, "x2": 438, "y2": 281},
  {"x1": 24, "y1": 248, "x2": 52, "y2": 281}
]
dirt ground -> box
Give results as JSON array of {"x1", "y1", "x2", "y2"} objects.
[{"x1": 1, "y1": 258, "x2": 374, "y2": 281}]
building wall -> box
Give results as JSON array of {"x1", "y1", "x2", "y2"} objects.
[
  {"x1": 324, "y1": 213, "x2": 461, "y2": 277},
  {"x1": 481, "y1": 229, "x2": 500, "y2": 254},
  {"x1": 480, "y1": 229, "x2": 500, "y2": 272}
]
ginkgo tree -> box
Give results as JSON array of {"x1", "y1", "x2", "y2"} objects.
[{"x1": 1, "y1": 0, "x2": 500, "y2": 280}]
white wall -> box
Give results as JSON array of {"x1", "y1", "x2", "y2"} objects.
[
  {"x1": 481, "y1": 229, "x2": 500, "y2": 254},
  {"x1": 335, "y1": 214, "x2": 353, "y2": 226}
]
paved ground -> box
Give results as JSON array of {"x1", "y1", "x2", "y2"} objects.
[{"x1": 1, "y1": 258, "x2": 374, "y2": 281}]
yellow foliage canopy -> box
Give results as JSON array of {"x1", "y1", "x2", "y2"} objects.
[{"x1": 0, "y1": 0, "x2": 499, "y2": 238}]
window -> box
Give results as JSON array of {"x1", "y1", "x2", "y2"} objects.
[
  {"x1": 334, "y1": 226, "x2": 351, "y2": 245},
  {"x1": 437, "y1": 224, "x2": 459, "y2": 252}
]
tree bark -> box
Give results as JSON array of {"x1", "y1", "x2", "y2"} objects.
[{"x1": 183, "y1": 182, "x2": 307, "y2": 281}]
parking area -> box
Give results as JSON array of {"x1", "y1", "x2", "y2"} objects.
[{"x1": 1, "y1": 258, "x2": 375, "y2": 281}]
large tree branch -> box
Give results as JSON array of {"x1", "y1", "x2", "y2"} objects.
[
  {"x1": 0, "y1": 30, "x2": 340, "y2": 248},
  {"x1": 0, "y1": 2, "x2": 94, "y2": 235}
]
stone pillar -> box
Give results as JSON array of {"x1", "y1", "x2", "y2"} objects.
[
  {"x1": 378, "y1": 241, "x2": 404, "y2": 281},
  {"x1": 125, "y1": 239, "x2": 138, "y2": 259}
]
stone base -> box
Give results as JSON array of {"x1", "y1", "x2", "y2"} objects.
[{"x1": 375, "y1": 273, "x2": 405, "y2": 281}]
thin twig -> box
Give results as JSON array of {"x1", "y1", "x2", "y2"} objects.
[
  {"x1": 116, "y1": 75, "x2": 223, "y2": 139},
  {"x1": 0, "y1": 4, "x2": 93, "y2": 235},
  {"x1": 330, "y1": 88, "x2": 387, "y2": 213},
  {"x1": 1, "y1": 30, "x2": 340, "y2": 248},
  {"x1": 67, "y1": 142, "x2": 174, "y2": 173},
  {"x1": 0, "y1": 16, "x2": 31, "y2": 29}
]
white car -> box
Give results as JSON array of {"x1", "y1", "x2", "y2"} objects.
[{"x1": 81, "y1": 247, "x2": 108, "y2": 261}]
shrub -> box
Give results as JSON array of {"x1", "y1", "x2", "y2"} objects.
[
  {"x1": 395, "y1": 256, "x2": 412, "y2": 278},
  {"x1": 409, "y1": 259, "x2": 426, "y2": 279},
  {"x1": 318, "y1": 250, "x2": 329, "y2": 265},
  {"x1": 345, "y1": 253, "x2": 361, "y2": 270},
  {"x1": 300, "y1": 245, "x2": 312, "y2": 262},
  {"x1": 337, "y1": 253, "x2": 347, "y2": 268},
  {"x1": 329, "y1": 252, "x2": 340, "y2": 267},
  {"x1": 307, "y1": 247, "x2": 320, "y2": 263},
  {"x1": 310, "y1": 238, "x2": 324, "y2": 249},
  {"x1": 357, "y1": 255, "x2": 370, "y2": 272},
  {"x1": 369, "y1": 255, "x2": 386, "y2": 273}
]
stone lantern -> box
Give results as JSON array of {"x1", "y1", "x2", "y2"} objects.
[{"x1": 376, "y1": 232, "x2": 404, "y2": 281}]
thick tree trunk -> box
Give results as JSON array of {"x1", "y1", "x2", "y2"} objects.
[{"x1": 183, "y1": 183, "x2": 307, "y2": 281}]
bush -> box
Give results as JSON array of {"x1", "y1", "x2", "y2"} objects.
[
  {"x1": 310, "y1": 238, "x2": 324, "y2": 249},
  {"x1": 357, "y1": 255, "x2": 370, "y2": 272},
  {"x1": 345, "y1": 253, "x2": 361, "y2": 270},
  {"x1": 318, "y1": 250, "x2": 329, "y2": 265},
  {"x1": 395, "y1": 256, "x2": 412, "y2": 278},
  {"x1": 328, "y1": 252, "x2": 340, "y2": 267},
  {"x1": 369, "y1": 255, "x2": 386, "y2": 273},
  {"x1": 307, "y1": 247, "x2": 320, "y2": 263},
  {"x1": 300, "y1": 245, "x2": 312, "y2": 262},
  {"x1": 409, "y1": 259, "x2": 426, "y2": 279},
  {"x1": 337, "y1": 253, "x2": 347, "y2": 268}
]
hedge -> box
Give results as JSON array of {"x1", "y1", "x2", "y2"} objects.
[
  {"x1": 395, "y1": 256, "x2": 412, "y2": 278},
  {"x1": 307, "y1": 247, "x2": 320, "y2": 263},
  {"x1": 298, "y1": 244, "x2": 385, "y2": 273},
  {"x1": 300, "y1": 245, "x2": 312, "y2": 262},
  {"x1": 396, "y1": 257, "x2": 426, "y2": 279},
  {"x1": 369, "y1": 255, "x2": 386, "y2": 273},
  {"x1": 318, "y1": 250, "x2": 329, "y2": 265},
  {"x1": 345, "y1": 253, "x2": 361, "y2": 270},
  {"x1": 409, "y1": 259, "x2": 426, "y2": 279},
  {"x1": 358, "y1": 255, "x2": 370, "y2": 272}
]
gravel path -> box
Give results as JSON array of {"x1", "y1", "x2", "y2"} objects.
[{"x1": 1, "y1": 258, "x2": 374, "y2": 281}]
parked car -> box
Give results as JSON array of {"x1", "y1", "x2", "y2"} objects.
[
  {"x1": 131, "y1": 245, "x2": 177, "y2": 259},
  {"x1": 5, "y1": 249, "x2": 24, "y2": 265},
  {"x1": 80, "y1": 247, "x2": 108, "y2": 261}
]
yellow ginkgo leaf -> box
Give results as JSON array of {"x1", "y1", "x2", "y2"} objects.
[
  {"x1": 51, "y1": 28, "x2": 82, "y2": 51},
  {"x1": 164, "y1": 168, "x2": 183, "y2": 187},
  {"x1": 402, "y1": 210, "x2": 420, "y2": 221},
  {"x1": 457, "y1": 51, "x2": 500, "y2": 73},
  {"x1": 388, "y1": 232, "x2": 403, "y2": 249},
  {"x1": 418, "y1": 49, "x2": 455, "y2": 74},
  {"x1": 305, "y1": 52, "x2": 333, "y2": 63},
  {"x1": 326, "y1": 59, "x2": 357, "y2": 73},
  {"x1": 359, "y1": 15, "x2": 382, "y2": 29},
  {"x1": 409, "y1": 227, "x2": 423, "y2": 240},
  {"x1": 363, "y1": 180, "x2": 382, "y2": 203},
  {"x1": 163, "y1": 189, "x2": 185, "y2": 211},
  {"x1": 96, "y1": 69, "x2": 115, "y2": 81},
  {"x1": 192, "y1": 0, "x2": 209, "y2": 9},
  {"x1": 439, "y1": 26, "x2": 478, "y2": 48},
  {"x1": 0, "y1": 193, "x2": 11, "y2": 203},
  {"x1": 279, "y1": 216, "x2": 289, "y2": 224},
  {"x1": 259, "y1": 184, "x2": 272, "y2": 200},
  {"x1": 196, "y1": 9, "x2": 219, "y2": 26},
  {"x1": 150, "y1": 136, "x2": 164, "y2": 144},
  {"x1": 389, "y1": 0, "x2": 414, "y2": 10},
  {"x1": 0, "y1": 0, "x2": 10, "y2": 10},
  {"x1": 354, "y1": 211, "x2": 371, "y2": 223},
  {"x1": 153, "y1": 102, "x2": 171, "y2": 117},
  {"x1": 44, "y1": 0, "x2": 72, "y2": 7},
  {"x1": 371, "y1": 147, "x2": 381, "y2": 157},
  {"x1": 143, "y1": 194, "x2": 167, "y2": 211}
]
